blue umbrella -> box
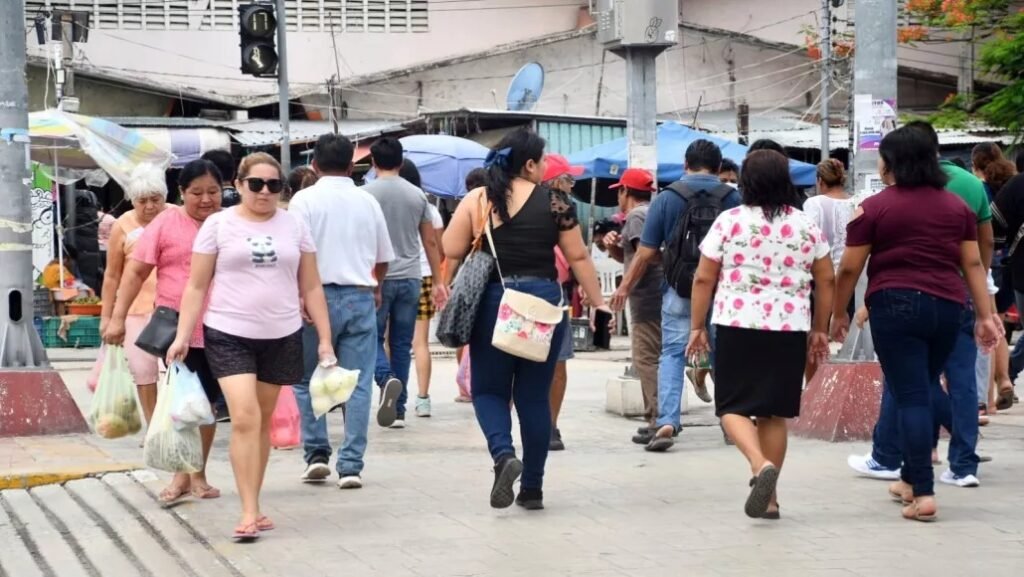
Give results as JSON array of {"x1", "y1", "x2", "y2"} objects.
[
  {"x1": 398, "y1": 134, "x2": 490, "y2": 199},
  {"x1": 566, "y1": 122, "x2": 818, "y2": 187}
]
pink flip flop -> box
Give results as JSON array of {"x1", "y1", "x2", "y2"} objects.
[
  {"x1": 232, "y1": 523, "x2": 260, "y2": 542},
  {"x1": 255, "y1": 516, "x2": 275, "y2": 531}
]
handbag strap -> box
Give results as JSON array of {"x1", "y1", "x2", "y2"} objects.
[{"x1": 482, "y1": 210, "x2": 507, "y2": 288}]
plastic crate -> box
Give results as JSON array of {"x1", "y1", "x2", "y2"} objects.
[
  {"x1": 33, "y1": 288, "x2": 53, "y2": 318},
  {"x1": 570, "y1": 318, "x2": 596, "y2": 352},
  {"x1": 41, "y1": 316, "x2": 102, "y2": 349}
]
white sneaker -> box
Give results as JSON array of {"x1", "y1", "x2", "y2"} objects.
[
  {"x1": 940, "y1": 470, "x2": 980, "y2": 487},
  {"x1": 847, "y1": 453, "x2": 901, "y2": 480},
  {"x1": 301, "y1": 461, "x2": 331, "y2": 483},
  {"x1": 337, "y1": 475, "x2": 363, "y2": 489},
  {"x1": 415, "y1": 396, "x2": 432, "y2": 417},
  {"x1": 389, "y1": 417, "x2": 406, "y2": 429}
]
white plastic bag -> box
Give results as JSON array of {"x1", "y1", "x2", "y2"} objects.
[
  {"x1": 309, "y1": 362, "x2": 360, "y2": 419},
  {"x1": 88, "y1": 345, "x2": 143, "y2": 439},
  {"x1": 143, "y1": 376, "x2": 203, "y2": 473},
  {"x1": 167, "y1": 362, "x2": 214, "y2": 431}
]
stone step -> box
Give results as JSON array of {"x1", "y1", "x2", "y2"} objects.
[
  {"x1": 64, "y1": 477, "x2": 194, "y2": 577},
  {"x1": 0, "y1": 488, "x2": 90, "y2": 577}
]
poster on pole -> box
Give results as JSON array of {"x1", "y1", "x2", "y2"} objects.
[{"x1": 855, "y1": 95, "x2": 897, "y2": 151}]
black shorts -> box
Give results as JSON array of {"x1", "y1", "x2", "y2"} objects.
[
  {"x1": 182, "y1": 347, "x2": 222, "y2": 403},
  {"x1": 203, "y1": 325, "x2": 304, "y2": 385}
]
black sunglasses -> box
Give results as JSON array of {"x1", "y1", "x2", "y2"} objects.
[{"x1": 243, "y1": 177, "x2": 284, "y2": 194}]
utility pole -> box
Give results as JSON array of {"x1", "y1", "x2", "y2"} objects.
[
  {"x1": 837, "y1": 0, "x2": 897, "y2": 361},
  {"x1": 276, "y1": 0, "x2": 291, "y2": 174},
  {"x1": 0, "y1": 0, "x2": 47, "y2": 368},
  {"x1": 60, "y1": 12, "x2": 75, "y2": 102},
  {"x1": 595, "y1": 0, "x2": 677, "y2": 181},
  {"x1": 820, "y1": 0, "x2": 832, "y2": 161},
  {"x1": 737, "y1": 102, "x2": 750, "y2": 145}
]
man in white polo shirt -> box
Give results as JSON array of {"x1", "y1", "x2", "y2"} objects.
[{"x1": 289, "y1": 134, "x2": 395, "y2": 490}]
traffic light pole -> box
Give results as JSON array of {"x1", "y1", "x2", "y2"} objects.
[{"x1": 276, "y1": 0, "x2": 290, "y2": 175}]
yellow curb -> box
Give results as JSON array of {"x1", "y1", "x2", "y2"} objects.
[{"x1": 0, "y1": 462, "x2": 142, "y2": 490}]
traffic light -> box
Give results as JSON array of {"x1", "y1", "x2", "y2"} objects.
[{"x1": 238, "y1": 2, "x2": 278, "y2": 77}]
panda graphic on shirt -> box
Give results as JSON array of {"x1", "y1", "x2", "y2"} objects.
[{"x1": 246, "y1": 235, "x2": 278, "y2": 268}]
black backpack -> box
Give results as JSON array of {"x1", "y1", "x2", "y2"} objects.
[{"x1": 662, "y1": 181, "x2": 734, "y2": 298}]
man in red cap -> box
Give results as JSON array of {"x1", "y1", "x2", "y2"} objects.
[
  {"x1": 601, "y1": 168, "x2": 664, "y2": 440},
  {"x1": 542, "y1": 154, "x2": 584, "y2": 451}
]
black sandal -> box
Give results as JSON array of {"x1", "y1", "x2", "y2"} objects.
[{"x1": 745, "y1": 464, "x2": 779, "y2": 518}]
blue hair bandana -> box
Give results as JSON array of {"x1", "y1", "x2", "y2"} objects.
[{"x1": 485, "y1": 147, "x2": 512, "y2": 169}]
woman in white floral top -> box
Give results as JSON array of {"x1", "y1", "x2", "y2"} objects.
[{"x1": 686, "y1": 150, "x2": 835, "y2": 520}]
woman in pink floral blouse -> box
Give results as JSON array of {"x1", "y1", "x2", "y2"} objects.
[{"x1": 686, "y1": 150, "x2": 834, "y2": 520}]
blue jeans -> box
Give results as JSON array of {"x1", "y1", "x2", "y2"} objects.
[
  {"x1": 470, "y1": 280, "x2": 566, "y2": 490},
  {"x1": 1009, "y1": 291, "x2": 1024, "y2": 383},
  {"x1": 374, "y1": 278, "x2": 422, "y2": 417},
  {"x1": 868, "y1": 289, "x2": 961, "y2": 496},
  {"x1": 293, "y1": 286, "x2": 377, "y2": 476},
  {"x1": 655, "y1": 288, "x2": 713, "y2": 430},
  {"x1": 871, "y1": 302, "x2": 979, "y2": 477}
]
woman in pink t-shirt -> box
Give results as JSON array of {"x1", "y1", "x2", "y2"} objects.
[
  {"x1": 105, "y1": 159, "x2": 224, "y2": 506},
  {"x1": 167, "y1": 153, "x2": 334, "y2": 541}
]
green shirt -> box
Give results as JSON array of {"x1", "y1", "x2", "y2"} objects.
[{"x1": 941, "y1": 160, "x2": 991, "y2": 223}]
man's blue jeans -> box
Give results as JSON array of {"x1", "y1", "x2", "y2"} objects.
[
  {"x1": 293, "y1": 286, "x2": 377, "y2": 476},
  {"x1": 871, "y1": 301, "x2": 980, "y2": 477},
  {"x1": 374, "y1": 278, "x2": 422, "y2": 417},
  {"x1": 868, "y1": 289, "x2": 962, "y2": 496},
  {"x1": 654, "y1": 288, "x2": 712, "y2": 430},
  {"x1": 1009, "y1": 291, "x2": 1024, "y2": 383}
]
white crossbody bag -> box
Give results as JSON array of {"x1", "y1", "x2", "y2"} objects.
[{"x1": 483, "y1": 216, "x2": 566, "y2": 362}]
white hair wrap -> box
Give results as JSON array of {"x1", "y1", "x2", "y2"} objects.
[{"x1": 125, "y1": 163, "x2": 169, "y2": 201}]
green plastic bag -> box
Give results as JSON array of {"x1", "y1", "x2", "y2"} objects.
[{"x1": 88, "y1": 345, "x2": 143, "y2": 439}]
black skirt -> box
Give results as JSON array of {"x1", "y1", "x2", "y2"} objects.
[{"x1": 713, "y1": 326, "x2": 807, "y2": 418}]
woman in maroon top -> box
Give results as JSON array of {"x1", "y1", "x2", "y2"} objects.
[{"x1": 831, "y1": 126, "x2": 999, "y2": 522}]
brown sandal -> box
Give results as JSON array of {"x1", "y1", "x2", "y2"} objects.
[
  {"x1": 902, "y1": 498, "x2": 937, "y2": 522},
  {"x1": 888, "y1": 482, "x2": 912, "y2": 505},
  {"x1": 191, "y1": 485, "x2": 221, "y2": 499},
  {"x1": 158, "y1": 485, "x2": 191, "y2": 508}
]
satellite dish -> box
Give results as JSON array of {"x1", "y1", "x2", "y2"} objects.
[{"x1": 506, "y1": 62, "x2": 545, "y2": 111}]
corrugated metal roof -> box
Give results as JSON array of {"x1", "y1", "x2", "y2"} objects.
[
  {"x1": 102, "y1": 117, "x2": 229, "y2": 128},
  {"x1": 225, "y1": 119, "x2": 409, "y2": 147},
  {"x1": 538, "y1": 121, "x2": 626, "y2": 156}
]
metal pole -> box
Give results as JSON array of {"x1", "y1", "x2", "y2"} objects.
[
  {"x1": 0, "y1": 0, "x2": 48, "y2": 367},
  {"x1": 820, "y1": 0, "x2": 831, "y2": 161},
  {"x1": 837, "y1": 0, "x2": 897, "y2": 362},
  {"x1": 61, "y1": 13, "x2": 75, "y2": 100},
  {"x1": 624, "y1": 47, "x2": 660, "y2": 180},
  {"x1": 276, "y1": 0, "x2": 291, "y2": 175}
]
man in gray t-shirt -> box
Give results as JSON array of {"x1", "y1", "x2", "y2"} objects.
[
  {"x1": 602, "y1": 168, "x2": 663, "y2": 436},
  {"x1": 362, "y1": 138, "x2": 448, "y2": 427}
]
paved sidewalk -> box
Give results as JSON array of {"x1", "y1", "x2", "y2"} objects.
[
  {"x1": 0, "y1": 435, "x2": 139, "y2": 489},
  {"x1": 8, "y1": 351, "x2": 1024, "y2": 577}
]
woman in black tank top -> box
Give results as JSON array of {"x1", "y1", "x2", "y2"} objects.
[{"x1": 443, "y1": 129, "x2": 609, "y2": 511}]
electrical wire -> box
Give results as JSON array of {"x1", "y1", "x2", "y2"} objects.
[{"x1": 659, "y1": 68, "x2": 819, "y2": 117}]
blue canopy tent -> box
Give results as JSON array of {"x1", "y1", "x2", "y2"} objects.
[{"x1": 566, "y1": 122, "x2": 818, "y2": 187}]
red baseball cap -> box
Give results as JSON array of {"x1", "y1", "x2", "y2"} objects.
[
  {"x1": 609, "y1": 168, "x2": 656, "y2": 192},
  {"x1": 543, "y1": 154, "x2": 585, "y2": 182}
]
